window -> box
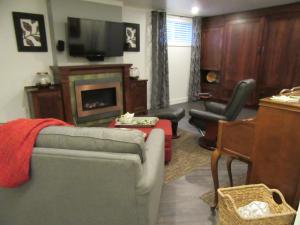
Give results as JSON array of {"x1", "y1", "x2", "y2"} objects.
[{"x1": 167, "y1": 16, "x2": 192, "y2": 47}]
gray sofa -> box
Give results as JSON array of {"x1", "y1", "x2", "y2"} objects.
[{"x1": 0, "y1": 126, "x2": 165, "y2": 225}]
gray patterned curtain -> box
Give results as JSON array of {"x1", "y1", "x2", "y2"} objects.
[
  {"x1": 151, "y1": 11, "x2": 170, "y2": 109},
  {"x1": 188, "y1": 16, "x2": 202, "y2": 101}
]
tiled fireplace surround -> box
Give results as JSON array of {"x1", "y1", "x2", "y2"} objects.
[{"x1": 51, "y1": 64, "x2": 134, "y2": 126}]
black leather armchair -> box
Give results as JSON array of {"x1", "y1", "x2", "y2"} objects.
[{"x1": 189, "y1": 79, "x2": 256, "y2": 149}]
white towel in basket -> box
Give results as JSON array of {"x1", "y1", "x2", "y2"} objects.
[{"x1": 238, "y1": 201, "x2": 271, "y2": 219}]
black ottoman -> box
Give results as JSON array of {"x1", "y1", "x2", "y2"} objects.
[{"x1": 155, "y1": 107, "x2": 185, "y2": 139}]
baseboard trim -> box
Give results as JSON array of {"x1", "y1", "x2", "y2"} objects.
[
  {"x1": 170, "y1": 97, "x2": 188, "y2": 105},
  {"x1": 146, "y1": 97, "x2": 188, "y2": 109}
]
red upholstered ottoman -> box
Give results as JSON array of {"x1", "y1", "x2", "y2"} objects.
[{"x1": 108, "y1": 119, "x2": 172, "y2": 163}]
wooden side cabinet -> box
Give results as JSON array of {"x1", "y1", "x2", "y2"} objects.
[
  {"x1": 129, "y1": 79, "x2": 148, "y2": 115},
  {"x1": 25, "y1": 85, "x2": 65, "y2": 120}
]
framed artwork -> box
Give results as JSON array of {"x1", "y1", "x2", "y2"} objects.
[
  {"x1": 12, "y1": 12, "x2": 48, "y2": 52},
  {"x1": 124, "y1": 23, "x2": 140, "y2": 52}
]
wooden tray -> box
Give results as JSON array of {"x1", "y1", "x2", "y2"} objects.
[{"x1": 115, "y1": 117, "x2": 159, "y2": 128}]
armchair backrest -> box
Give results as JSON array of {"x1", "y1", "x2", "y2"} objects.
[{"x1": 224, "y1": 79, "x2": 256, "y2": 121}]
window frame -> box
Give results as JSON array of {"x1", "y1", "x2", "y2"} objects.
[{"x1": 167, "y1": 15, "x2": 193, "y2": 47}]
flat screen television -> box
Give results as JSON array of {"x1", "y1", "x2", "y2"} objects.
[{"x1": 67, "y1": 17, "x2": 124, "y2": 60}]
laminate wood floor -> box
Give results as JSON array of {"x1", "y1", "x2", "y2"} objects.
[
  {"x1": 153, "y1": 101, "x2": 256, "y2": 225},
  {"x1": 158, "y1": 159, "x2": 247, "y2": 225}
]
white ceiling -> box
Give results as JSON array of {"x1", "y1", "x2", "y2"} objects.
[{"x1": 89, "y1": 0, "x2": 300, "y2": 17}]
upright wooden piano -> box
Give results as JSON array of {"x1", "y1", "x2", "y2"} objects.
[
  {"x1": 250, "y1": 90, "x2": 300, "y2": 209},
  {"x1": 211, "y1": 88, "x2": 300, "y2": 209}
]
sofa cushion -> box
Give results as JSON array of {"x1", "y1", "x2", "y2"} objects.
[{"x1": 35, "y1": 126, "x2": 146, "y2": 162}]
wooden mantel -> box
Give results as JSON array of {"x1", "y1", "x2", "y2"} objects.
[
  {"x1": 51, "y1": 64, "x2": 132, "y2": 75},
  {"x1": 51, "y1": 64, "x2": 135, "y2": 124}
]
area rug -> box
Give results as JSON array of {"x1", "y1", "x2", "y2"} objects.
[
  {"x1": 200, "y1": 175, "x2": 246, "y2": 207},
  {"x1": 164, "y1": 129, "x2": 211, "y2": 183},
  {"x1": 200, "y1": 191, "x2": 216, "y2": 208}
]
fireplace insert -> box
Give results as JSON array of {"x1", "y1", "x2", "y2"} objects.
[
  {"x1": 75, "y1": 82, "x2": 122, "y2": 119},
  {"x1": 81, "y1": 88, "x2": 117, "y2": 111}
]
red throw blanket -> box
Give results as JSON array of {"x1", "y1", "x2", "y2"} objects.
[{"x1": 0, "y1": 118, "x2": 69, "y2": 188}]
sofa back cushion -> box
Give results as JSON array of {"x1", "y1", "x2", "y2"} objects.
[{"x1": 35, "y1": 126, "x2": 146, "y2": 162}]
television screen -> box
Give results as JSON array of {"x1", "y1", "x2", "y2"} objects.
[{"x1": 68, "y1": 17, "x2": 124, "y2": 57}]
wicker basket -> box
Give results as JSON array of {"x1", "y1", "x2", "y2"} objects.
[{"x1": 218, "y1": 184, "x2": 296, "y2": 225}]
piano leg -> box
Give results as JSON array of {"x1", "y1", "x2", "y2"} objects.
[
  {"x1": 211, "y1": 148, "x2": 221, "y2": 209},
  {"x1": 226, "y1": 156, "x2": 234, "y2": 187}
]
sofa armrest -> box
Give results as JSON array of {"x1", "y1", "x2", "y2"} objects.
[
  {"x1": 136, "y1": 129, "x2": 165, "y2": 194},
  {"x1": 135, "y1": 129, "x2": 165, "y2": 225}
]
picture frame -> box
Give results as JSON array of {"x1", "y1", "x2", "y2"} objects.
[
  {"x1": 124, "y1": 23, "x2": 140, "y2": 52},
  {"x1": 12, "y1": 12, "x2": 48, "y2": 52}
]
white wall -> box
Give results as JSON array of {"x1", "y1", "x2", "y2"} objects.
[
  {"x1": 122, "y1": 10, "x2": 192, "y2": 108},
  {"x1": 0, "y1": 1, "x2": 191, "y2": 121},
  {"x1": 122, "y1": 6, "x2": 152, "y2": 108},
  {"x1": 0, "y1": 0, "x2": 53, "y2": 121},
  {"x1": 168, "y1": 16, "x2": 192, "y2": 105},
  {"x1": 48, "y1": 0, "x2": 123, "y2": 65},
  {"x1": 168, "y1": 46, "x2": 191, "y2": 105}
]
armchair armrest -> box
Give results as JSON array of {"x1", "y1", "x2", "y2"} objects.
[
  {"x1": 189, "y1": 109, "x2": 227, "y2": 122},
  {"x1": 205, "y1": 101, "x2": 227, "y2": 115}
]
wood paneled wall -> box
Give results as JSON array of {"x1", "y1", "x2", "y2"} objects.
[{"x1": 200, "y1": 2, "x2": 300, "y2": 105}]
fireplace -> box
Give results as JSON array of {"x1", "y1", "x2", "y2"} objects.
[
  {"x1": 75, "y1": 81, "x2": 122, "y2": 119},
  {"x1": 51, "y1": 64, "x2": 137, "y2": 125}
]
